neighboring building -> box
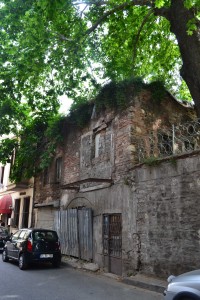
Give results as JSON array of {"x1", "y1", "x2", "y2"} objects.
[
  {"x1": 0, "y1": 163, "x2": 12, "y2": 226},
  {"x1": 0, "y1": 143, "x2": 34, "y2": 232},
  {"x1": 34, "y1": 87, "x2": 200, "y2": 278}
]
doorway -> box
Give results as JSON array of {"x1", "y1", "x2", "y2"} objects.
[{"x1": 103, "y1": 214, "x2": 122, "y2": 275}]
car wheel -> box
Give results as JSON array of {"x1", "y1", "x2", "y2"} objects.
[
  {"x1": 19, "y1": 254, "x2": 28, "y2": 270},
  {"x1": 2, "y1": 249, "x2": 9, "y2": 262}
]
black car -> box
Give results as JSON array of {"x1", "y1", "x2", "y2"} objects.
[
  {"x1": 0, "y1": 226, "x2": 10, "y2": 252},
  {"x1": 2, "y1": 228, "x2": 62, "y2": 270}
]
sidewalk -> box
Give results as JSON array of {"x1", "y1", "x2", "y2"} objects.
[
  {"x1": 61, "y1": 256, "x2": 166, "y2": 294},
  {"x1": 122, "y1": 274, "x2": 166, "y2": 294}
]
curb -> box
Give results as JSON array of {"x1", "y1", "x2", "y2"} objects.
[
  {"x1": 122, "y1": 277, "x2": 166, "y2": 294},
  {"x1": 61, "y1": 257, "x2": 166, "y2": 294}
]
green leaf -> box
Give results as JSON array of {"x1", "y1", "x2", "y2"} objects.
[{"x1": 155, "y1": 0, "x2": 165, "y2": 8}]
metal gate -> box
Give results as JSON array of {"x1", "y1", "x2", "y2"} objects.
[
  {"x1": 54, "y1": 208, "x2": 93, "y2": 261},
  {"x1": 103, "y1": 214, "x2": 122, "y2": 275}
]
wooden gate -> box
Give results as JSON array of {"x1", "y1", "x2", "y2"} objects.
[
  {"x1": 54, "y1": 208, "x2": 93, "y2": 261},
  {"x1": 103, "y1": 214, "x2": 122, "y2": 275}
]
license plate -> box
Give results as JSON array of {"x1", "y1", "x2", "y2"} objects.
[{"x1": 40, "y1": 254, "x2": 53, "y2": 258}]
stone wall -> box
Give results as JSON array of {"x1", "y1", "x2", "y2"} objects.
[
  {"x1": 131, "y1": 153, "x2": 200, "y2": 277},
  {"x1": 61, "y1": 153, "x2": 200, "y2": 278}
]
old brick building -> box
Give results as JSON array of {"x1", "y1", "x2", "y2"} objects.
[{"x1": 34, "y1": 86, "x2": 200, "y2": 278}]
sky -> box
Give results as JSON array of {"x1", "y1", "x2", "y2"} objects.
[{"x1": 58, "y1": 95, "x2": 73, "y2": 114}]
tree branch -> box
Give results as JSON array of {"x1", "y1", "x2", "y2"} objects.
[
  {"x1": 85, "y1": 0, "x2": 153, "y2": 35},
  {"x1": 132, "y1": 8, "x2": 154, "y2": 64},
  {"x1": 154, "y1": 7, "x2": 170, "y2": 19}
]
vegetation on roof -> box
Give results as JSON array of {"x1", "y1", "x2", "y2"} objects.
[{"x1": 0, "y1": 78, "x2": 167, "y2": 183}]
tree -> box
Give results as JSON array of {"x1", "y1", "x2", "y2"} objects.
[
  {"x1": 0, "y1": 0, "x2": 199, "y2": 181},
  {"x1": 0, "y1": 0, "x2": 199, "y2": 116},
  {"x1": 82, "y1": 0, "x2": 200, "y2": 113}
]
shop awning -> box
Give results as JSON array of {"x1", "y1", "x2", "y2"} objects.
[{"x1": 0, "y1": 194, "x2": 12, "y2": 214}]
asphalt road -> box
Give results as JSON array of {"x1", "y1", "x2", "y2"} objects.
[{"x1": 0, "y1": 257, "x2": 163, "y2": 300}]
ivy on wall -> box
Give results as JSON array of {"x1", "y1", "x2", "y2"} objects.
[
  {"x1": 0, "y1": 78, "x2": 167, "y2": 183},
  {"x1": 69, "y1": 78, "x2": 167, "y2": 127}
]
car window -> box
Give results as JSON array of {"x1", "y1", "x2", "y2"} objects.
[
  {"x1": 18, "y1": 230, "x2": 29, "y2": 239},
  {"x1": 44, "y1": 231, "x2": 58, "y2": 241},
  {"x1": 12, "y1": 230, "x2": 21, "y2": 241},
  {"x1": 33, "y1": 231, "x2": 58, "y2": 242}
]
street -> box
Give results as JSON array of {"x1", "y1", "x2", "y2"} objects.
[{"x1": 0, "y1": 257, "x2": 163, "y2": 300}]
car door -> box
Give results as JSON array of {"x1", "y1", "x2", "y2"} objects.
[
  {"x1": 6, "y1": 230, "x2": 21, "y2": 258},
  {"x1": 14, "y1": 230, "x2": 29, "y2": 258}
]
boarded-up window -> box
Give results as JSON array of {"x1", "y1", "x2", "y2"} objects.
[
  {"x1": 95, "y1": 133, "x2": 101, "y2": 157},
  {"x1": 93, "y1": 129, "x2": 111, "y2": 159}
]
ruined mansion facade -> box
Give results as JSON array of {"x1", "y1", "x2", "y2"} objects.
[{"x1": 34, "y1": 88, "x2": 200, "y2": 278}]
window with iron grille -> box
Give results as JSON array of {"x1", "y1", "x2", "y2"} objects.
[
  {"x1": 158, "y1": 134, "x2": 173, "y2": 156},
  {"x1": 103, "y1": 214, "x2": 122, "y2": 258}
]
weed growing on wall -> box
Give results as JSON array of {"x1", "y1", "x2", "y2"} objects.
[{"x1": 142, "y1": 156, "x2": 161, "y2": 167}]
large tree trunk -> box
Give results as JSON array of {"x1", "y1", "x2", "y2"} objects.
[{"x1": 167, "y1": 0, "x2": 200, "y2": 117}]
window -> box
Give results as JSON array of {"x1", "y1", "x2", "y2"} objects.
[
  {"x1": 13, "y1": 199, "x2": 20, "y2": 228},
  {"x1": 55, "y1": 157, "x2": 62, "y2": 182},
  {"x1": 19, "y1": 230, "x2": 28, "y2": 239},
  {"x1": 95, "y1": 133, "x2": 101, "y2": 158},
  {"x1": 33, "y1": 230, "x2": 57, "y2": 242},
  {"x1": 0, "y1": 166, "x2": 5, "y2": 184},
  {"x1": 9, "y1": 150, "x2": 15, "y2": 178},
  {"x1": 12, "y1": 230, "x2": 21, "y2": 241},
  {"x1": 93, "y1": 131, "x2": 106, "y2": 158},
  {"x1": 158, "y1": 134, "x2": 173, "y2": 156},
  {"x1": 184, "y1": 140, "x2": 195, "y2": 151},
  {"x1": 21, "y1": 197, "x2": 30, "y2": 228}
]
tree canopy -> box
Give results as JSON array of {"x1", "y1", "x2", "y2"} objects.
[{"x1": 0, "y1": 0, "x2": 200, "y2": 181}]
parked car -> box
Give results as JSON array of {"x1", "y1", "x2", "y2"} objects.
[
  {"x1": 2, "y1": 228, "x2": 61, "y2": 270},
  {"x1": 0, "y1": 226, "x2": 10, "y2": 252},
  {"x1": 164, "y1": 269, "x2": 200, "y2": 300}
]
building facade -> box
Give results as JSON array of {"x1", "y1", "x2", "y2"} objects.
[
  {"x1": 34, "y1": 88, "x2": 199, "y2": 278},
  {"x1": 0, "y1": 159, "x2": 34, "y2": 232}
]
